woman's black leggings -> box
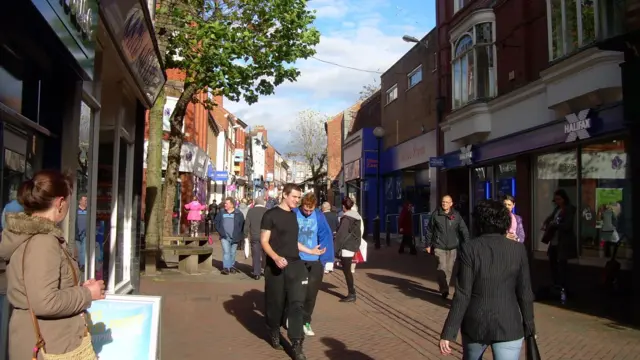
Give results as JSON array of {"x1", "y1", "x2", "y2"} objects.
[{"x1": 341, "y1": 256, "x2": 355, "y2": 295}]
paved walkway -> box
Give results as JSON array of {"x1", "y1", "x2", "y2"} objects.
[{"x1": 141, "y1": 240, "x2": 640, "y2": 359}]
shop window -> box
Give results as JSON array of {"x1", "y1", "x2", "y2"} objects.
[
  {"x1": 533, "y1": 150, "x2": 578, "y2": 252},
  {"x1": 76, "y1": 101, "x2": 92, "y2": 276},
  {"x1": 452, "y1": 22, "x2": 496, "y2": 109},
  {"x1": 579, "y1": 139, "x2": 631, "y2": 261}
]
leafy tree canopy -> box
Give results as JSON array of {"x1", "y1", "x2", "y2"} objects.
[{"x1": 157, "y1": 0, "x2": 321, "y2": 106}]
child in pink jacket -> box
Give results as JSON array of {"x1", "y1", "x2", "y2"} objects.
[{"x1": 185, "y1": 197, "x2": 206, "y2": 236}]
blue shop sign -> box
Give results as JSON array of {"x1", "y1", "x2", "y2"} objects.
[
  {"x1": 363, "y1": 151, "x2": 378, "y2": 175},
  {"x1": 206, "y1": 164, "x2": 216, "y2": 180},
  {"x1": 441, "y1": 104, "x2": 623, "y2": 168},
  {"x1": 213, "y1": 171, "x2": 229, "y2": 181},
  {"x1": 429, "y1": 157, "x2": 445, "y2": 168}
]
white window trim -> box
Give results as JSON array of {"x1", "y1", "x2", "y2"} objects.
[
  {"x1": 546, "y1": 0, "x2": 601, "y2": 61},
  {"x1": 450, "y1": 21, "x2": 498, "y2": 110},
  {"x1": 453, "y1": 0, "x2": 464, "y2": 13},
  {"x1": 407, "y1": 65, "x2": 423, "y2": 90},
  {"x1": 432, "y1": 52, "x2": 438, "y2": 73},
  {"x1": 385, "y1": 84, "x2": 398, "y2": 105}
]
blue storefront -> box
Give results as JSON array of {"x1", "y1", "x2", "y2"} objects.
[
  {"x1": 439, "y1": 103, "x2": 632, "y2": 269},
  {"x1": 342, "y1": 128, "x2": 381, "y2": 236}
]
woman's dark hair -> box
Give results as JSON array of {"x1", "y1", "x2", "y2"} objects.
[
  {"x1": 554, "y1": 189, "x2": 571, "y2": 206},
  {"x1": 342, "y1": 197, "x2": 354, "y2": 210},
  {"x1": 502, "y1": 195, "x2": 515, "y2": 203},
  {"x1": 473, "y1": 199, "x2": 512, "y2": 235},
  {"x1": 18, "y1": 170, "x2": 73, "y2": 214}
]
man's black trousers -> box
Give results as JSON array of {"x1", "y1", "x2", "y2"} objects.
[{"x1": 264, "y1": 260, "x2": 307, "y2": 340}]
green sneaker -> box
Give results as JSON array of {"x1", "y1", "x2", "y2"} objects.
[{"x1": 303, "y1": 323, "x2": 315, "y2": 336}]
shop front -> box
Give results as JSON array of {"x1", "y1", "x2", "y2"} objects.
[
  {"x1": 442, "y1": 104, "x2": 631, "y2": 272},
  {"x1": 379, "y1": 130, "x2": 437, "y2": 233}
]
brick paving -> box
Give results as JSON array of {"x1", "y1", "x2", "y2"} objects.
[{"x1": 141, "y1": 239, "x2": 640, "y2": 359}]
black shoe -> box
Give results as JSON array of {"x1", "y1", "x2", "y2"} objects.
[
  {"x1": 221, "y1": 269, "x2": 230, "y2": 275},
  {"x1": 291, "y1": 339, "x2": 307, "y2": 360},
  {"x1": 253, "y1": 275, "x2": 261, "y2": 280},
  {"x1": 230, "y1": 267, "x2": 238, "y2": 274},
  {"x1": 269, "y1": 331, "x2": 283, "y2": 350},
  {"x1": 339, "y1": 294, "x2": 356, "y2": 303},
  {"x1": 441, "y1": 292, "x2": 449, "y2": 299}
]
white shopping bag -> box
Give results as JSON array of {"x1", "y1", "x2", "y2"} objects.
[
  {"x1": 359, "y1": 238, "x2": 368, "y2": 262},
  {"x1": 324, "y1": 262, "x2": 334, "y2": 272},
  {"x1": 243, "y1": 238, "x2": 250, "y2": 259}
]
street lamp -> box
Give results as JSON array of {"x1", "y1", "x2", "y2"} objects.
[
  {"x1": 373, "y1": 126, "x2": 385, "y2": 249},
  {"x1": 402, "y1": 35, "x2": 420, "y2": 43}
]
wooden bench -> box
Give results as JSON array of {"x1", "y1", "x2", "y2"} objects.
[{"x1": 160, "y1": 235, "x2": 213, "y2": 274}]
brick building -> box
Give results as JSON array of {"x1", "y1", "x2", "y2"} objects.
[
  {"x1": 435, "y1": 0, "x2": 633, "y2": 322},
  {"x1": 325, "y1": 112, "x2": 344, "y2": 205},
  {"x1": 265, "y1": 143, "x2": 276, "y2": 194}
]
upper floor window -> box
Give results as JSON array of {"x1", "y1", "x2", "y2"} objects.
[
  {"x1": 548, "y1": 0, "x2": 625, "y2": 61},
  {"x1": 454, "y1": 0, "x2": 468, "y2": 13},
  {"x1": 386, "y1": 84, "x2": 398, "y2": 104},
  {"x1": 452, "y1": 22, "x2": 496, "y2": 109},
  {"x1": 408, "y1": 66, "x2": 422, "y2": 88}
]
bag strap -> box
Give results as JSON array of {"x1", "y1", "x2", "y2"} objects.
[{"x1": 21, "y1": 236, "x2": 83, "y2": 358}]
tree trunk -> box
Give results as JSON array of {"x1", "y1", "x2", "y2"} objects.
[
  {"x1": 143, "y1": 88, "x2": 165, "y2": 274},
  {"x1": 162, "y1": 84, "x2": 198, "y2": 236}
]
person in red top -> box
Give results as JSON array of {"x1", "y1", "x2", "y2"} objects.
[{"x1": 398, "y1": 201, "x2": 417, "y2": 255}]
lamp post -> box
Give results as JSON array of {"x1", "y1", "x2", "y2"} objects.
[
  {"x1": 403, "y1": 33, "x2": 444, "y2": 208},
  {"x1": 373, "y1": 126, "x2": 385, "y2": 249}
]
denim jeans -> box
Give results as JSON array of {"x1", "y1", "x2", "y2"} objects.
[
  {"x1": 462, "y1": 337, "x2": 523, "y2": 360},
  {"x1": 221, "y1": 238, "x2": 238, "y2": 269}
]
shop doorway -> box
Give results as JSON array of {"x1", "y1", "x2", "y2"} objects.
[{"x1": 445, "y1": 167, "x2": 471, "y2": 225}]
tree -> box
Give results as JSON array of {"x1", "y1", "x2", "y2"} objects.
[
  {"x1": 153, "y1": 0, "x2": 320, "y2": 236},
  {"x1": 358, "y1": 79, "x2": 380, "y2": 101},
  {"x1": 288, "y1": 110, "x2": 328, "y2": 194}
]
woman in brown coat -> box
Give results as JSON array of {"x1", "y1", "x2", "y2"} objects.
[{"x1": 0, "y1": 170, "x2": 105, "y2": 359}]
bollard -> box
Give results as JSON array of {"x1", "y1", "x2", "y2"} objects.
[
  {"x1": 373, "y1": 217, "x2": 381, "y2": 249},
  {"x1": 386, "y1": 219, "x2": 391, "y2": 246}
]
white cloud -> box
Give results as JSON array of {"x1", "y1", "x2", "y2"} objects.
[
  {"x1": 224, "y1": 0, "x2": 433, "y2": 153},
  {"x1": 311, "y1": 0, "x2": 350, "y2": 19}
]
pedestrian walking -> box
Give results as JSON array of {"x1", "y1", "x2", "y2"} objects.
[
  {"x1": 333, "y1": 197, "x2": 362, "y2": 302},
  {"x1": 214, "y1": 197, "x2": 245, "y2": 275},
  {"x1": 439, "y1": 200, "x2": 536, "y2": 360},
  {"x1": 292, "y1": 193, "x2": 334, "y2": 336},
  {"x1": 208, "y1": 200, "x2": 218, "y2": 231},
  {"x1": 425, "y1": 195, "x2": 470, "y2": 298},
  {"x1": 503, "y1": 195, "x2": 525, "y2": 243},
  {"x1": 185, "y1": 196, "x2": 206, "y2": 236},
  {"x1": 238, "y1": 199, "x2": 250, "y2": 251},
  {"x1": 321, "y1": 202, "x2": 339, "y2": 273},
  {"x1": 398, "y1": 201, "x2": 417, "y2": 255},
  {"x1": 260, "y1": 183, "x2": 325, "y2": 360},
  {"x1": 244, "y1": 197, "x2": 268, "y2": 279}
]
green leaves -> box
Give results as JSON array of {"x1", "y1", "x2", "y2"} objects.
[{"x1": 157, "y1": 0, "x2": 320, "y2": 107}]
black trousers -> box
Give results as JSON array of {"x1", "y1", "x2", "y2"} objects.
[
  {"x1": 399, "y1": 234, "x2": 417, "y2": 254},
  {"x1": 548, "y1": 245, "x2": 568, "y2": 289},
  {"x1": 341, "y1": 256, "x2": 355, "y2": 295},
  {"x1": 251, "y1": 239, "x2": 266, "y2": 276},
  {"x1": 302, "y1": 261, "x2": 324, "y2": 324},
  {"x1": 264, "y1": 260, "x2": 306, "y2": 340}
]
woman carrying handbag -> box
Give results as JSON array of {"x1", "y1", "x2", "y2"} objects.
[{"x1": 0, "y1": 171, "x2": 105, "y2": 359}]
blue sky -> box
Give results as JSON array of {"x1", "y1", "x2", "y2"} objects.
[{"x1": 225, "y1": 0, "x2": 436, "y2": 154}]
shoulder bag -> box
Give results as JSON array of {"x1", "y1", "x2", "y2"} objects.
[{"x1": 22, "y1": 237, "x2": 97, "y2": 360}]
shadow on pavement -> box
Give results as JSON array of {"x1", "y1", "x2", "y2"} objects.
[
  {"x1": 212, "y1": 258, "x2": 254, "y2": 276},
  {"x1": 321, "y1": 337, "x2": 375, "y2": 360},
  {"x1": 222, "y1": 289, "x2": 268, "y2": 344},
  {"x1": 367, "y1": 273, "x2": 450, "y2": 309},
  {"x1": 319, "y1": 280, "x2": 345, "y2": 300}
]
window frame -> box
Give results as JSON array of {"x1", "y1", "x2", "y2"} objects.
[
  {"x1": 453, "y1": 0, "x2": 465, "y2": 13},
  {"x1": 407, "y1": 65, "x2": 423, "y2": 90},
  {"x1": 385, "y1": 84, "x2": 398, "y2": 105},
  {"x1": 432, "y1": 52, "x2": 438, "y2": 73},
  {"x1": 450, "y1": 22, "x2": 497, "y2": 110}
]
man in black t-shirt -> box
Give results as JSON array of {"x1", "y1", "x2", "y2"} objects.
[{"x1": 260, "y1": 183, "x2": 325, "y2": 360}]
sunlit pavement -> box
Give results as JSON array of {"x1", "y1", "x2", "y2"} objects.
[{"x1": 141, "y1": 238, "x2": 640, "y2": 359}]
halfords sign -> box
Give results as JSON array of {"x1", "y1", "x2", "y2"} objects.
[{"x1": 564, "y1": 109, "x2": 591, "y2": 142}]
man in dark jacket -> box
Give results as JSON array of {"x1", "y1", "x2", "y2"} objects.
[
  {"x1": 214, "y1": 197, "x2": 245, "y2": 275},
  {"x1": 425, "y1": 195, "x2": 470, "y2": 298},
  {"x1": 321, "y1": 202, "x2": 339, "y2": 234},
  {"x1": 244, "y1": 197, "x2": 268, "y2": 279}
]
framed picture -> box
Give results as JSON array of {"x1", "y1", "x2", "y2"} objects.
[{"x1": 87, "y1": 294, "x2": 162, "y2": 360}]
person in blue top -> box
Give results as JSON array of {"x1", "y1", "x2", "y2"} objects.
[
  {"x1": 1, "y1": 189, "x2": 23, "y2": 231},
  {"x1": 291, "y1": 192, "x2": 334, "y2": 337},
  {"x1": 76, "y1": 194, "x2": 88, "y2": 271}
]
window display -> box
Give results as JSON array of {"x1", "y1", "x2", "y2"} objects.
[
  {"x1": 579, "y1": 140, "x2": 631, "y2": 260},
  {"x1": 533, "y1": 150, "x2": 578, "y2": 252}
]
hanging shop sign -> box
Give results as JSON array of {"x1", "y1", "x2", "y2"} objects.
[
  {"x1": 344, "y1": 159, "x2": 361, "y2": 182},
  {"x1": 564, "y1": 109, "x2": 592, "y2": 142},
  {"x1": 87, "y1": 294, "x2": 161, "y2": 360},
  {"x1": 459, "y1": 145, "x2": 473, "y2": 166}
]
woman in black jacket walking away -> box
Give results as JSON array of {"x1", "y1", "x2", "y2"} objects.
[
  {"x1": 334, "y1": 197, "x2": 362, "y2": 303},
  {"x1": 439, "y1": 200, "x2": 535, "y2": 360}
]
